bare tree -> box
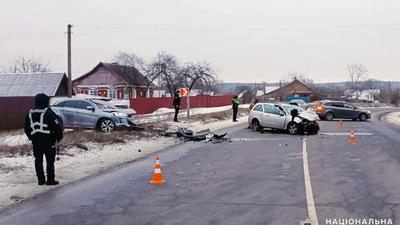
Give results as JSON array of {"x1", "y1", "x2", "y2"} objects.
[
  {"x1": 112, "y1": 52, "x2": 150, "y2": 88},
  {"x1": 112, "y1": 51, "x2": 219, "y2": 96},
  {"x1": 286, "y1": 71, "x2": 314, "y2": 85},
  {"x1": 181, "y1": 62, "x2": 217, "y2": 93},
  {"x1": 347, "y1": 63, "x2": 368, "y2": 90},
  {"x1": 3, "y1": 56, "x2": 51, "y2": 73}
]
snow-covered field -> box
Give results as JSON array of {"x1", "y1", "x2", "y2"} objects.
[{"x1": 0, "y1": 105, "x2": 249, "y2": 210}]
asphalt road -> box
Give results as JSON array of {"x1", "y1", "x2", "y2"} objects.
[{"x1": 1, "y1": 108, "x2": 400, "y2": 225}]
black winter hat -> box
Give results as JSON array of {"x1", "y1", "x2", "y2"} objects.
[{"x1": 35, "y1": 93, "x2": 49, "y2": 109}]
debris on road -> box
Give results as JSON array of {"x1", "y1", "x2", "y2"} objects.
[{"x1": 163, "y1": 127, "x2": 232, "y2": 143}]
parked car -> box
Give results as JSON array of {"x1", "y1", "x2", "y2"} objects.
[
  {"x1": 51, "y1": 99, "x2": 132, "y2": 132},
  {"x1": 248, "y1": 103, "x2": 320, "y2": 135},
  {"x1": 91, "y1": 100, "x2": 136, "y2": 125},
  {"x1": 313, "y1": 100, "x2": 371, "y2": 121},
  {"x1": 288, "y1": 99, "x2": 307, "y2": 109}
]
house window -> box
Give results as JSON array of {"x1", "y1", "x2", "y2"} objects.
[
  {"x1": 109, "y1": 90, "x2": 117, "y2": 99},
  {"x1": 89, "y1": 90, "x2": 98, "y2": 96}
]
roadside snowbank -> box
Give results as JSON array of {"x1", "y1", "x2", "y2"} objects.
[
  {"x1": 0, "y1": 113, "x2": 247, "y2": 210},
  {"x1": 383, "y1": 111, "x2": 400, "y2": 126}
]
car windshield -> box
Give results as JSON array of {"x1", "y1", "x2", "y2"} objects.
[
  {"x1": 92, "y1": 100, "x2": 118, "y2": 109},
  {"x1": 282, "y1": 105, "x2": 305, "y2": 114}
]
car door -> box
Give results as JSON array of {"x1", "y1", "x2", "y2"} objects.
[
  {"x1": 261, "y1": 104, "x2": 286, "y2": 129},
  {"x1": 62, "y1": 100, "x2": 79, "y2": 127},
  {"x1": 343, "y1": 103, "x2": 358, "y2": 118},
  {"x1": 76, "y1": 100, "x2": 97, "y2": 128},
  {"x1": 330, "y1": 102, "x2": 347, "y2": 118}
]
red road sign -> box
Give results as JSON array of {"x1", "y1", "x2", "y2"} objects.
[{"x1": 180, "y1": 88, "x2": 189, "y2": 96}]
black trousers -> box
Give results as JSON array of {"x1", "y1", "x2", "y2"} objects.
[
  {"x1": 174, "y1": 106, "x2": 180, "y2": 122},
  {"x1": 232, "y1": 107, "x2": 238, "y2": 121},
  {"x1": 33, "y1": 144, "x2": 56, "y2": 182}
]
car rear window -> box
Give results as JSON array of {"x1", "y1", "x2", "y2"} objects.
[
  {"x1": 64, "y1": 101, "x2": 79, "y2": 109},
  {"x1": 253, "y1": 105, "x2": 262, "y2": 112}
]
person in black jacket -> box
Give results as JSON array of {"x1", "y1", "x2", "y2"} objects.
[
  {"x1": 173, "y1": 90, "x2": 181, "y2": 122},
  {"x1": 232, "y1": 95, "x2": 239, "y2": 122},
  {"x1": 25, "y1": 93, "x2": 63, "y2": 185}
]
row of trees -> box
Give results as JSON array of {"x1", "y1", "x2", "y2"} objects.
[
  {"x1": 1, "y1": 56, "x2": 51, "y2": 73},
  {"x1": 112, "y1": 52, "x2": 219, "y2": 95}
]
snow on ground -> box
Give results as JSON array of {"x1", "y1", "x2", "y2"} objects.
[
  {"x1": 0, "y1": 131, "x2": 30, "y2": 146},
  {"x1": 0, "y1": 106, "x2": 248, "y2": 210},
  {"x1": 383, "y1": 111, "x2": 400, "y2": 126}
]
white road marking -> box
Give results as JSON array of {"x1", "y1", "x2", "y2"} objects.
[
  {"x1": 319, "y1": 132, "x2": 373, "y2": 136},
  {"x1": 302, "y1": 138, "x2": 319, "y2": 225}
]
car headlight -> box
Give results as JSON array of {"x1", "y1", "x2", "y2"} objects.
[
  {"x1": 367, "y1": 110, "x2": 371, "y2": 114},
  {"x1": 113, "y1": 112, "x2": 128, "y2": 117}
]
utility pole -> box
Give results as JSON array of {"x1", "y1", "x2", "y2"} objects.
[{"x1": 67, "y1": 24, "x2": 73, "y2": 98}]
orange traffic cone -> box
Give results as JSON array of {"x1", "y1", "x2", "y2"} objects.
[
  {"x1": 339, "y1": 118, "x2": 343, "y2": 127},
  {"x1": 150, "y1": 157, "x2": 166, "y2": 184},
  {"x1": 349, "y1": 129, "x2": 356, "y2": 142}
]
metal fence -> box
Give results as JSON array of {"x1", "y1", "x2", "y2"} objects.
[{"x1": 0, "y1": 97, "x2": 34, "y2": 131}]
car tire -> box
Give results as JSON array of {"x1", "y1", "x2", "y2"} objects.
[
  {"x1": 325, "y1": 112, "x2": 334, "y2": 121},
  {"x1": 359, "y1": 113, "x2": 367, "y2": 121},
  {"x1": 98, "y1": 118, "x2": 115, "y2": 132},
  {"x1": 287, "y1": 122, "x2": 299, "y2": 135},
  {"x1": 251, "y1": 119, "x2": 261, "y2": 132}
]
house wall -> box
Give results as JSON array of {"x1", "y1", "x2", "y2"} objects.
[
  {"x1": 130, "y1": 94, "x2": 234, "y2": 114},
  {"x1": 0, "y1": 97, "x2": 35, "y2": 131},
  {"x1": 77, "y1": 86, "x2": 153, "y2": 99}
]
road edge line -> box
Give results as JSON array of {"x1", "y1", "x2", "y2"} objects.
[{"x1": 303, "y1": 138, "x2": 319, "y2": 225}]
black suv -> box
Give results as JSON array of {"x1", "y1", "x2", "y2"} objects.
[{"x1": 313, "y1": 101, "x2": 371, "y2": 121}]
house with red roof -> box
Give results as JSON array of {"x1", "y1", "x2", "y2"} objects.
[{"x1": 72, "y1": 62, "x2": 156, "y2": 99}]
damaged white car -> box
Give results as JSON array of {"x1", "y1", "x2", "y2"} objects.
[{"x1": 248, "y1": 103, "x2": 320, "y2": 135}]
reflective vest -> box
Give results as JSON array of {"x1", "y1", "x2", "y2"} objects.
[{"x1": 29, "y1": 108, "x2": 51, "y2": 135}]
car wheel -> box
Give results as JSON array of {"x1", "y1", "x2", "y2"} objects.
[
  {"x1": 251, "y1": 119, "x2": 261, "y2": 132},
  {"x1": 359, "y1": 113, "x2": 367, "y2": 121},
  {"x1": 99, "y1": 118, "x2": 115, "y2": 132},
  {"x1": 325, "y1": 112, "x2": 334, "y2": 121},
  {"x1": 287, "y1": 122, "x2": 299, "y2": 135}
]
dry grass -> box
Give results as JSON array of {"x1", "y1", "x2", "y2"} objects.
[{"x1": 0, "y1": 144, "x2": 32, "y2": 157}]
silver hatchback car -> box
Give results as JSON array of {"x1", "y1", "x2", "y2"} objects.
[
  {"x1": 51, "y1": 99, "x2": 131, "y2": 132},
  {"x1": 248, "y1": 103, "x2": 320, "y2": 134}
]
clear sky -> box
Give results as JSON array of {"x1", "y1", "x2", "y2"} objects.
[{"x1": 1, "y1": 0, "x2": 399, "y2": 83}]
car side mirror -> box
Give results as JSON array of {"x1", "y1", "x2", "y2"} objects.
[{"x1": 86, "y1": 106, "x2": 94, "y2": 111}]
